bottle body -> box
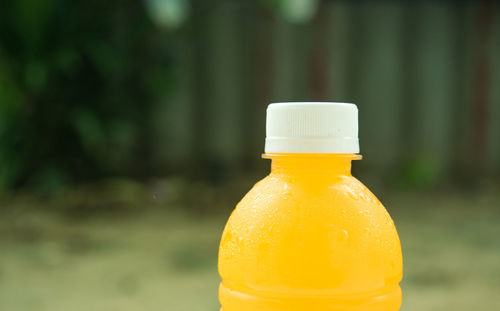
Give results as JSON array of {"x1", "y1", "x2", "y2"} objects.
[{"x1": 218, "y1": 155, "x2": 402, "y2": 311}]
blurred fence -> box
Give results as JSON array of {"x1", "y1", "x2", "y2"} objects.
[
  {"x1": 0, "y1": 0, "x2": 499, "y2": 190},
  {"x1": 153, "y1": 1, "x2": 500, "y2": 184}
]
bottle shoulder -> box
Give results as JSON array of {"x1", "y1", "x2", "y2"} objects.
[
  {"x1": 240, "y1": 173, "x2": 382, "y2": 208},
  {"x1": 229, "y1": 173, "x2": 394, "y2": 233}
]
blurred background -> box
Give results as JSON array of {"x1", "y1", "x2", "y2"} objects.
[{"x1": 0, "y1": 0, "x2": 499, "y2": 310}]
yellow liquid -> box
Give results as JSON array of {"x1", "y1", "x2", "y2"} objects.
[{"x1": 218, "y1": 154, "x2": 402, "y2": 311}]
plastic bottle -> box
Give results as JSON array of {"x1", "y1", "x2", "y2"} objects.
[{"x1": 218, "y1": 102, "x2": 403, "y2": 311}]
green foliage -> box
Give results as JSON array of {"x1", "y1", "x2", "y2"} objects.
[
  {"x1": 395, "y1": 154, "x2": 440, "y2": 188},
  {"x1": 0, "y1": 0, "x2": 174, "y2": 191}
]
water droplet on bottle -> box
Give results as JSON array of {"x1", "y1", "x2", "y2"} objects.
[{"x1": 338, "y1": 229, "x2": 349, "y2": 242}]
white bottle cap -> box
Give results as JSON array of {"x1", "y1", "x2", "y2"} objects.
[{"x1": 265, "y1": 102, "x2": 359, "y2": 154}]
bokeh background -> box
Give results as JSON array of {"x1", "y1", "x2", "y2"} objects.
[{"x1": 1, "y1": 0, "x2": 499, "y2": 310}]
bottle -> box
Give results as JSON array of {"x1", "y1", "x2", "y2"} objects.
[{"x1": 218, "y1": 102, "x2": 403, "y2": 311}]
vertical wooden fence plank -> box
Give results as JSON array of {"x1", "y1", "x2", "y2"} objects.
[
  {"x1": 328, "y1": 1, "x2": 352, "y2": 102},
  {"x1": 407, "y1": 2, "x2": 458, "y2": 179},
  {"x1": 448, "y1": 3, "x2": 477, "y2": 177},
  {"x1": 272, "y1": 18, "x2": 298, "y2": 101},
  {"x1": 487, "y1": 6, "x2": 500, "y2": 174},
  {"x1": 293, "y1": 23, "x2": 313, "y2": 100},
  {"x1": 346, "y1": 3, "x2": 406, "y2": 176},
  {"x1": 308, "y1": 2, "x2": 331, "y2": 101},
  {"x1": 189, "y1": 0, "x2": 214, "y2": 170},
  {"x1": 469, "y1": 0, "x2": 496, "y2": 176},
  {"x1": 272, "y1": 20, "x2": 312, "y2": 102},
  {"x1": 152, "y1": 33, "x2": 194, "y2": 171},
  {"x1": 251, "y1": 9, "x2": 275, "y2": 157},
  {"x1": 204, "y1": 3, "x2": 244, "y2": 165},
  {"x1": 237, "y1": 3, "x2": 263, "y2": 168}
]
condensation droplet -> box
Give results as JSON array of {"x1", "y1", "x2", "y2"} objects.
[{"x1": 338, "y1": 229, "x2": 349, "y2": 242}]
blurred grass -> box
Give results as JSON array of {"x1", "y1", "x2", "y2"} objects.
[{"x1": 0, "y1": 180, "x2": 499, "y2": 311}]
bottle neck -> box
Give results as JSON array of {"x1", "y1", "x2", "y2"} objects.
[{"x1": 264, "y1": 154, "x2": 361, "y2": 176}]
